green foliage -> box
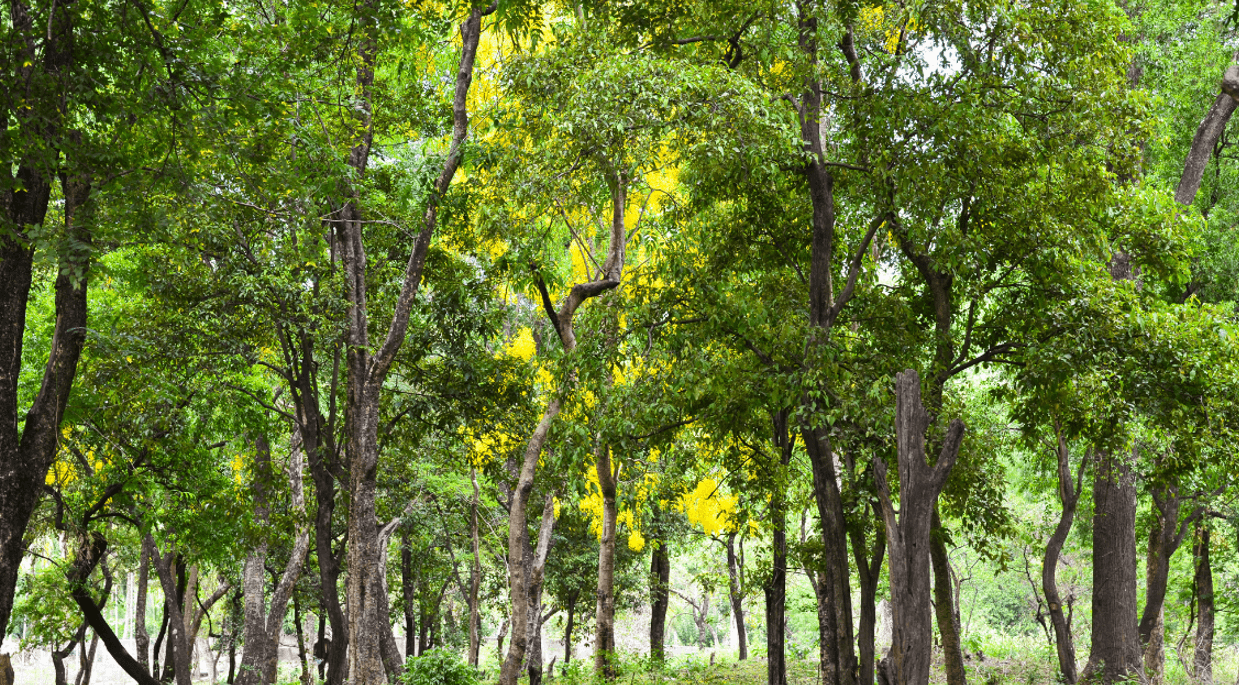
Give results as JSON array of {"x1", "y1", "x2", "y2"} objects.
[{"x1": 398, "y1": 648, "x2": 479, "y2": 685}]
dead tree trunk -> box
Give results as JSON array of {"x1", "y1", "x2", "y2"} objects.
[{"x1": 873, "y1": 370, "x2": 964, "y2": 685}]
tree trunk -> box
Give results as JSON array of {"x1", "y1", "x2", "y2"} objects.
[
  {"x1": 649, "y1": 507, "x2": 671, "y2": 663},
  {"x1": 236, "y1": 434, "x2": 312, "y2": 685},
  {"x1": 402, "y1": 532, "x2": 417, "y2": 660},
  {"x1": 1176, "y1": 58, "x2": 1239, "y2": 206},
  {"x1": 335, "y1": 9, "x2": 486, "y2": 682},
  {"x1": 1140, "y1": 482, "x2": 1202, "y2": 684},
  {"x1": 930, "y1": 509, "x2": 967, "y2": 685},
  {"x1": 501, "y1": 171, "x2": 628, "y2": 685},
  {"x1": 802, "y1": 425, "x2": 857, "y2": 685},
  {"x1": 294, "y1": 594, "x2": 312, "y2": 685},
  {"x1": 873, "y1": 370, "x2": 964, "y2": 685},
  {"x1": 1043, "y1": 432, "x2": 1083, "y2": 684},
  {"x1": 1192, "y1": 523, "x2": 1213, "y2": 684},
  {"x1": 726, "y1": 532, "x2": 748, "y2": 661},
  {"x1": 564, "y1": 593, "x2": 576, "y2": 664},
  {"x1": 469, "y1": 469, "x2": 482, "y2": 667},
  {"x1": 594, "y1": 444, "x2": 618, "y2": 679},
  {"x1": 136, "y1": 538, "x2": 152, "y2": 672},
  {"x1": 1080, "y1": 446, "x2": 1142, "y2": 684},
  {"x1": 849, "y1": 514, "x2": 885, "y2": 685},
  {"x1": 0, "y1": 2, "x2": 92, "y2": 646},
  {"x1": 149, "y1": 544, "x2": 192, "y2": 685},
  {"x1": 767, "y1": 411, "x2": 793, "y2": 685}
]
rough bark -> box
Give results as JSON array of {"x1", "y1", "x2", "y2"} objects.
[
  {"x1": 1176, "y1": 57, "x2": 1239, "y2": 206},
  {"x1": 336, "y1": 9, "x2": 488, "y2": 683},
  {"x1": 1192, "y1": 523, "x2": 1213, "y2": 684},
  {"x1": 1080, "y1": 447, "x2": 1142, "y2": 684},
  {"x1": 873, "y1": 370, "x2": 964, "y2": 685},
  {"x1": 649, "y1": 507, "x2": 671, "y2": 663},
  {"x1": 594, "y1": 444, "x2": 618, "y2": 679},
  {"x1": 767, "y1": 410, "x2": 793, "y2": 685},
  {"x1": 401, "y1": 532, "x2": 416, "y2": 659},
  {"x1": 848, "y1": 509, "x2": 885, "y2": 685},
  {"x1": 469, "y1": 469, "x2": 482, "y2": 667},
  {"x1": 1043, "y1": 432, "x2": 1084, "y2": 684},
  {"x1": 149, "y1": 542, "x2": 192, "y2": 685},
  {"x1": 67, "y1": 533, "x2": 160, "y2": 685},
  {"x1": 501, "y1": 171, "x2": 628, "y2": 685},
  {"x1": 0, "y1": 158, "x2": 91, "y2": 646},
  {"x1": 236, "y1": 434, "x2": 311, "y2": 685},
  {"x1": 1139, "y1": 482, "x2": 1204, "y2": 683},
  {"x1": 930, "y1": 509, "x2": 967, "y2": 685},
  {"x1": 726, "y1": 532, "x2": 748, "y2": 661},
  {"x1": 136, "y1": 538, "x2": 152, "y2": 671}
]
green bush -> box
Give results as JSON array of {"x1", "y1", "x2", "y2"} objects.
[{"x1": 398, "y1": 648, "x2": 479, "y2": 685}]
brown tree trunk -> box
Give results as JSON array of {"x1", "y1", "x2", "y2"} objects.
[
  {"x1": 767, "y1": 410, "x2": 794, "y2": 685},
  {"x1": 1080, "y1": 447, "x2": 1142, "y2": 684},
  {"x1": 1177, "y1": 56, "x2": 1239, "y2": 206},
  {"x1": 136, "y1": 538, "x2": 152, "y2": 672},
  {"x1": 930, "y1": 509, "x2": 967, "y2": 685},
  {"x1": 1043, "y1": 433, "x2": 1083, "y2": 684},
  {"x1": 335, "y1": 9, "x2": 487, "y2": 683},
  {"x1": 149, "y1": 544, "x2": 192, "y2": 685},
  {"x1": 236, "y1": 434, "x2": 311, "y2": 685},
  {"x1": 564, "y1": 592, "x2": 577, "y2": 664},
  {"x1": 873, "y1": 370, "x2": 964, "y2": 685},
  {"x1": 649, "y1": 509, "x2": 671, "y2": 663},
  {"x1": 402, "y1": 532, "x2": 417, "y2": 660},
  {"x1": 726, "y1": 532, "x2": 748, "y2": 661},
  {"x1": 849, "y1": 514, "x2": 885, "y2": 685},
  {"x1": 1192, "y1": 523, "x2": 1213, "y2": 684},
  {"x1": 501, "y1": 171, "x2": 629, "y2": 685},
  {"x1": 594, "y1": 444, "x2": 618, "y2": 679},
  {"x1": 0, "y1": 161, "x2": 91, "y2": 646},
  {"x1": 469, "y1": 469, "x2": 482, "y2": 667}
]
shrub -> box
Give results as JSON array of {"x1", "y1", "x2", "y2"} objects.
[{"x1": 397, "y1": 648, "x2": 479, "y2": 685}]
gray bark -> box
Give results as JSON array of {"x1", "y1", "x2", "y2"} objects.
[
  {"x1": 1192, "y1": 523, "x2": 1213, "y2": 684},
  {"x1": 1043, "y1": 431, "x2": 1084, "y2": 684},
  {"x1": 1176, "y1": 56, "x2": 1239, "y2": 206},
  {"x1": 873, "y1": 370, "x2": 964, "y2": 685},
  {"x1": 594, "y1": 445, "x2": 618, "y2": 679},
  {"x1": 1080, "y1": 447, "x2": 1142, "y2": 684},
  {"x1": 726, "y1": 533, "x2": 747, "y2": 661}
]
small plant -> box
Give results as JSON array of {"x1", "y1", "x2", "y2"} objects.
[{"x1": 397, "y1": 648, "x2": 479, "y2": 685}]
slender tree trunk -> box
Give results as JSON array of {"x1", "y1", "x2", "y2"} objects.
[
  {"x1": 76, "y1": 629, "x2": 99, "y2": 685},
  {"x1": 595, "y1": 444, "x2": 618, "y2": 679},
  {"x1": 294, "y1": 594, "x2": 312, "y2": 685},
  {"x1": 1080, "y1": 446, "x2": 1142, "y2": 684},
  {"x1": 136, "y1": 539, "x2": 152, "y2": 672},
  {"x1": 469, "y1": 469, "x2": 482, "y2": 667},
  {"x1": 726, "y1": 532, "x2": 748, "y2": 660},
  {"x1": 564, "y1": 593, "x2": 576, "y2": 665},
  {"x1": 849, "y1": 515, "x2": 885, "y2": 685},
  {"x1": 930, "y1": 509, "x2": 967, "y2": 685},
  {"x1": 1140, "y1": 482, "x2": 1202, "y2": 684},
  {"x1": 1176, "y1": 56, "x2": 1239, "y2": 206},
  {"x1": 402, "y1": 532, "x2": 417, "y2": 660},
  {"x1": 649, "y1": 507, "x2": 670, "y2": 663},
  {"x1": 767, "y1": 411, "x2": 793, "y2": 685},
  {"x1": 149, "y1": 544, "x2": 192, "y2": 685},
  {"x1": 1193, "y1": 523, "x2": 1213, "y2": 684},
  {"x1": 873, "y1": 370, "x2": 964, "y2": 685},
  {"x1": 502, "y1": 171, "x2": 628, "y2": 685},
  {"x1": 1043, "y1": 432, "x2": 1083, "y2": 684}
]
